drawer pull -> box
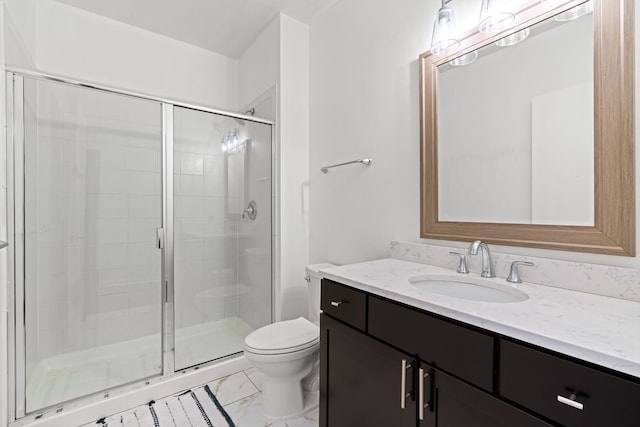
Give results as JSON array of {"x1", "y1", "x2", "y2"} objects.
[
  {"x1": 400, "y1": 359, "x2": 412, "y2": 409},
  {"x1": 557, "y1": 394, "x2": 584, "y2": 410},
  {"x1": 330, "y1": 300, "x2": 346, "y2": 307},
  {"x1": 419, "y1": 368, "x2": 430, "y2": 421}
]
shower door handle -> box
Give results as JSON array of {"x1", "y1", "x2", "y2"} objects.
[{"x1": 156, "y1": 228, "x2": 165, "y2": 249}]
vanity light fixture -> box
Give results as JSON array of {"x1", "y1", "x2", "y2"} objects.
[
  {"x1": 431, "y1": 0, "x2": 461, "y2": 55},
  {"x1": 478, "y1": 0, "x2": 516, "y2": 33},
  {"x1": 495, "y1": 28, "x2": 530, "y2": 47},
  {"x1": 554, "y1": 0, "x2": 593, "y2": 22},
  {"x1": 431, "y1": 0, "x2": 519, "y2": 56},
  {"x1": 449, "y1": 50, "x2": 478, "y2": 66},
  {"x1": 221, "y1": 129, "x2": 245, "y2": 154}
]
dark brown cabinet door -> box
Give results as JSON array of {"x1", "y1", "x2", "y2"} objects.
[
  {"x1": 424, "y1": 367, "x2": 553, "y2": 427},
  {"x1": 320, "y1": 314, "x2": 417, "y2": 427}
]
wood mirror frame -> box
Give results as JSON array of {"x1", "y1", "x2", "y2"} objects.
[{"x1": 419, "y1": 0, "x2": 635, "y2": 256}]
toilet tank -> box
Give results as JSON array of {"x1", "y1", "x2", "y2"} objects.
[{"x1": 305, "y1": 263, "x2": 336, "y2": 325}]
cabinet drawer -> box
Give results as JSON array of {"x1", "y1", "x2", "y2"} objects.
[
  {"x1": 500, "y1": 339, "x2": 640, "y2": 427},
  {"x1": 368, "y1": 296, "x2": 494, "y2": 391},
  {"x1": 321, "y1": 279, "x2": 367, "y2": 331}
]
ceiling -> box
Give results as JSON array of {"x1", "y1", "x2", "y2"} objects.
[{"x1": 55, "y1": 0, "x2": 340, "y2": 58}]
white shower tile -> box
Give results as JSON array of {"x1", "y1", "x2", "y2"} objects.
[
  {"x1": 127, "y1": 194, "x2": 160, "y2": 219},
  {"x1": 181, "y1": 239, "x2": 205, "y2": 261},
  {"x1": 98, "y1": 268, "x2": 129, "y2": 286},
  {"x1": 182, "y1": 174, "x2": 204, "y2": 195},
  {"x1": 181, "y1": 153, "x2": 204, "y2": 175},
  {"x1": 97, "y1": 169, "x2": 130, "y2": 194},
  {"x1": 97, "y1": 244, "x2": 128, "y2": 270},
  {"x1": 97, "y1": 143, "x2": 128, "y2": 170},
  {"x1": 126, "y1": 171, "x2": 160, "y2": 195},
  {"x1": 89, "y1": 194, "x2": 128, "y2": 219},
  {"x1": 96, "y1": 219, "x2": 128, "y2": 244},
  {"x1": 127, "y1": 218, "x2": 158, "y2": 243},
  {"x1": 204, "y1": 175, "x2": 225, "y2": 198},
  {"x1": 126, "y1": 147, "x2": 158, "y2": 172},
  {"x1": 182, "y1": 196, "x2": 205, "y2": 219},
  {"x1": 127, "y1": 242, "x2": 161, "y2": 269}
]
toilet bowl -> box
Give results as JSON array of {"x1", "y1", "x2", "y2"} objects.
[{"x1": 243, "y1": 263, "x2": 335, "y2": 421}]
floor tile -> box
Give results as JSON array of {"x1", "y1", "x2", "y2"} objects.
[
  {"x1": 244, "y1": 367, "x2": 264, "y2": 391},
  {"x1": 206, "y1": 371, "x2": 259, "y2": 406},
  {"x1": 223, "y1": 392, "x2": 266, "y2": 427}
]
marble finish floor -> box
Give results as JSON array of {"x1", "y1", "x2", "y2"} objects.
[{"x1": 83, "y1": 367, "x2": 319, "y2": 427}]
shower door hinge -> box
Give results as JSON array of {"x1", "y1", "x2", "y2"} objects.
[{"x1": 156, "y1": 228, "x2": 165, "y2": 249}]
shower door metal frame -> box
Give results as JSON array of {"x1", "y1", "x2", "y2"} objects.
[
  {"x1": 5, "y1": 68, "x2": 276, "y2": 424},
  {"x1": 161, "y1": 103, "x2": 176, "y2": 376}
]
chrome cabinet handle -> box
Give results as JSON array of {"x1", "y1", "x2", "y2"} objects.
[
  {"x1": 401, "y1": 359, "x2": 412, "y2": 409},
  {"x1": 419, "y1": 368, "x2": 430, "y2": 420},
  {"x1": 330, "y1": 300, "x2": 345, "y2": 307},
  {"x1": 557, "y1": 394, "x2": 584, "y2": 410}
]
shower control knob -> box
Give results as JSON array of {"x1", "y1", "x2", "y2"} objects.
[{"x1": 243, "y1": 200, "x2": 258, "y2": 220}]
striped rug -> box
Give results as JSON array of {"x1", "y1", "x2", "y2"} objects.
[{"x1": 95, "y1": 384, "x2": 236, "y2": 427}]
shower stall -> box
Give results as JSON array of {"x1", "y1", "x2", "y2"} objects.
[{"x1": 5, "y1": 70, "x2": 274, "y2": 422}]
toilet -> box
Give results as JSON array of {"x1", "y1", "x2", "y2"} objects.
[{"x1": 243, "y1": 263, "x2": 335, "y2": 421}]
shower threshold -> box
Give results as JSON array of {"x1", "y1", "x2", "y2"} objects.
[{"x1": 25, "y1": 317, "x2": 253, "y2": 413}]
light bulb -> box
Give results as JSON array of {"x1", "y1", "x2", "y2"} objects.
[
  {"x1": 479, "y1": 0, "x2": 515, "y2": 34},
  {"x1": 431, "y1": 4, "x2": 460, "y2": 55}
]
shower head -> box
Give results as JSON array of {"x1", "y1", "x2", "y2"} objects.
[{"x1": 232, "y1": 108, "x2": 255, "y2": 126}]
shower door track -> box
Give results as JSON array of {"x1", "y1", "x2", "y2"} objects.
[
  {"x1": 6, "y1": 67, "x2": 274, "y2": 126},
  {"x1": 5, "y1": 68, "x2": 276, "y2": 425}
]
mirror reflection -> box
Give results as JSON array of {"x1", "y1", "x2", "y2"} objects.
[{"x1": 436, "y1": 9, "x2": 593, "y2": 225}]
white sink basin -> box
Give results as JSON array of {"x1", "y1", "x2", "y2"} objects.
[{"x1": 408, "y1": 275, "x2": 528, "y2": 303}]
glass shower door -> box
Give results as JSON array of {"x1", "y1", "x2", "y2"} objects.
[
  {"x1": 173, "y1": 106, "x2": 272, "y2": 370},
  {"x1": 20, "y1": 77, "x2": 164, "y2": 412}
]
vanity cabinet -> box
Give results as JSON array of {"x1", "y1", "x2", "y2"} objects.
[
  {"x1": 319, "y1": 280, "x2": 552, "y2": 427},
  {"x1": 500, "y1": 339, "x2": 640, "y2": 427},
  {"x1": 319, "y1": 278, "x2": 639, "y2": 427}
]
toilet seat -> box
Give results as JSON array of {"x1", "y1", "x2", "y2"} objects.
[{"x1": 244, "y1": 317, "x2": 319, "y2": 355}]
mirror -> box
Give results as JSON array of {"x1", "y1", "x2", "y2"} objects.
[{"x1": 420, "y1": 0, "x2": 635, "y2": 255}]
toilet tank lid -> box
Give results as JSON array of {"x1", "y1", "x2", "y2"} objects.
[{"x1": 306, "y1": 263, "x2": 337, "y2": 279}]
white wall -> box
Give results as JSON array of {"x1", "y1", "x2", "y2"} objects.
[
  {"x1": 238, "y1": 14, "x2": 310, "y2": 321},
  {"x1": 4, "y1": 0, "x2": 238, "y2": 110},
  {"x1": 309, "y1": 0, "x2": 640, "y2": 270},
  {"x1": 279, "y1": 15, "x2": 310, "y2": 318},
  {"x1": 310, "y1": 0, "x2": 428, "y2": 264},
  {"x1": 238, "y1": 18, "x2": 280, "y2": 110}
]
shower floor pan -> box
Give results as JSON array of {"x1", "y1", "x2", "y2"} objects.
[{"x1": 25, "y1": 317, "x2": 253, "y2": 413}]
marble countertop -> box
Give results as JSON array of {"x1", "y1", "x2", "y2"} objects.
[{"x1": 321, "y1": 258, "x2": 640, "y2": 379}]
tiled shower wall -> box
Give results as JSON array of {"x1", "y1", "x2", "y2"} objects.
[{"x1": 173, "y1": 107, "x2": 240, "y2": 330}]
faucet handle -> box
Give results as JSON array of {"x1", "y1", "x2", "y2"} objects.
[
  {"x1": 506, "y1": 261, "x2": 534, "y2": 284},
  {"x1": 449, "y1": 252, "x2": 469, "y2": 274}
]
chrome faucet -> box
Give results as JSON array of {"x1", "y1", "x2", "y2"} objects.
[{"x1": 467, "y1": 240, "x2": 495, "y2": 278}]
